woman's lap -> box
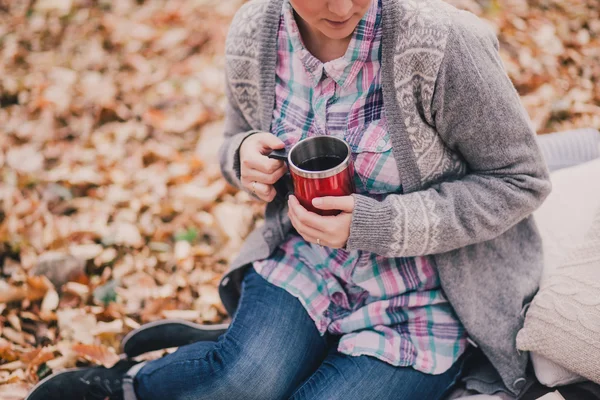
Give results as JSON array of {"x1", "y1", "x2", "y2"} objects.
[
  {"x1": 134, "y1": 265, "x2": 330, "y2": 400},
  {"x1": 133, "y1": 265, "x2": 466, "y2": 400},
  {"x1": 290, "y1": 340, "x2": 468, "y2": 400}
]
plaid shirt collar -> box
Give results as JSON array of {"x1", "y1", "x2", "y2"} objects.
[{"x1": 282, "y1": 0, "x2": 380, "y2": 88}]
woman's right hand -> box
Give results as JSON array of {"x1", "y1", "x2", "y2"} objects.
[{"x1": 239, "y1": 132, "x2": 288, "y2": 202}]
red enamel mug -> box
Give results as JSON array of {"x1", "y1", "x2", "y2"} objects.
[{"x1": 268, "y1": 136, "x2": 355, "y2": 216}]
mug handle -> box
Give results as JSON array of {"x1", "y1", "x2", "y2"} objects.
[
  {"x1": 267, "y1": 149, "x2": 288, "y2": 162},
  {"x1": 267, "y1": 149, "x2": 294, "y2": 200}
]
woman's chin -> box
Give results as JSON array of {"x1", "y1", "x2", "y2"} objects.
[{"x1": 318, "y1": 22, "x2": 358, "y2": 41}]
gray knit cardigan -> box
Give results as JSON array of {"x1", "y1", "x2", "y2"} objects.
[{"x1": 217, "y1": 0, "x2": 552, "y2": 396}]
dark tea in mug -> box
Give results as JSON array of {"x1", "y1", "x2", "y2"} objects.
[{"x1": 297, "y1": 155, "x2": 344, "y2": 172}]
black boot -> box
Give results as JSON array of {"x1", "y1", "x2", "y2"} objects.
[
  {"x1": 121, "y1": 319, "x2": 229, "y2": 358},
  {"x1": 26, "y1": 360, "x2": 139, "y2": 400}
]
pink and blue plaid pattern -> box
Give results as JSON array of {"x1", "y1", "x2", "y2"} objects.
[{"x1": 253, "y1": 0, "x2": 468, "y2": 374}]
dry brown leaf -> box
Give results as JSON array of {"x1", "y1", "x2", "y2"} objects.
[
  {"x1": 45, "y1": 341, "x2": 79, "y2": 371},
  {"x1": 132, "y1": 346, "x2": 179, "y2": 362},
  {"x1": 0, "y1": 339, "x2": 19, "y2": 363},
  {"x1": 62, "y1": 282, "x2": 90, "y2": 302},
  {"x1": 2, "y1": 327, "x2": 27, "y2": 347},
  {"x1": 72, "y1": 343, "x2": 120, "y2": 368},
  {"x1": 106, "y1": 222, "x2": 144, "y2": 248},
  {"x1": 94, "y1": 248, "x2": 118, "y2": 266},
  {"x1": 177, "y1": 179, "x2": 227, "y2": 209},
  {"x1": 69, "y1": 244, "x2": 104, "y2": 260},
  {"x1": 6, "y1": 145, "x2": 44, "y2": 174},
  {"x1": 174, "y1": 240, "x2": 192, "y2": 261},
  {"x1": 91, "y1": 320, "x2": 124, "y2": 336},
  {"x1": 0, "y1": 369, "x2": 25, "y2": 385},
  {"x1": 0, "y1": 382, "x2": 31, "y2": 400},
  {"x1": 26, "y1": 276, "x2": 53, "y2": 301},
  {"x1": 0, "y1": 362, "x2": 25, "y2": 372},
  {"x1": 124, "y1": 317, "x2": 141, "y2": 330},
  {"x1": 35, "y1": 0, "x2": 72, "y2": 13},
  {"x1": 7, "y1": 312, "x2": 22, "y2": 333},
  {"x1": 21, "y1": 348, "x2": 55, "y2": 382},
  {"x1": 57, "y1": 309, "x2": 97, "y2": 344},
  {"x1": 0, "y1": 282, "x2": 28, "y2": 304},
  {"x1": 45, "y1": 355, "x2": 75, "y2": 371},
  {"x1": 161, "y1": 309, "x2": 201, "y2": 321},
  {"x1": 28, "y1": 353, "x2": 54, "y2": 382},
  {"x1": 20, "y1": 348, "x2": 42, "y2": 364},
  {"x1": 212, "y1": 203, "x2": 254, "y2": 244},
  {"x1": 41, "y1": 288, "x2": 59, "y2": 313}
]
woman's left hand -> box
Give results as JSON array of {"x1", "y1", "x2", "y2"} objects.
[{"x1": 287, "y1": 194, "x2": 355, "y2": 249}]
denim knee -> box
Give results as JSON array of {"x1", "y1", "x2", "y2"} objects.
[
  {"x1": 134, "y1": 336, "x2": 296, "y2": 400},
  {"x1": 217, "y1": 358, "x2": 291, "y2": 399}
]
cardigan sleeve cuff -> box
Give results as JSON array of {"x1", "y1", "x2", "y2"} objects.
[{"x1": 345, "y1": 193, "x2": 399, "y2": 256}]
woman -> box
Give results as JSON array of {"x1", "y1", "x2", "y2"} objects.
[{"x1": 29, "y1": 0, "x2": 551, "y2": 399}]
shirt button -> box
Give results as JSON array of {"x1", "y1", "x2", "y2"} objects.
[
  {"x1": 378, "y1": 139, "x2": 386, "y2": 148},
  {"x1": 221, "y1": 277, "x2": 230, "y2": 287},
  {"x1": 513, "y1": 378, "x2": 527, "y2": 391}
]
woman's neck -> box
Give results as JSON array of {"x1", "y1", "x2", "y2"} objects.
[{"x1": 295, "y1": 12, "x2": 352, "y2": 63}]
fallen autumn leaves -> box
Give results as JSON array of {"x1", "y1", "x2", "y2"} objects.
[
  {"x1": 1, "y1": 0, "x2": 259, "y2": 395},
  {"x1": 0, "y1": 0, "x2": 599, "y2": 397}
]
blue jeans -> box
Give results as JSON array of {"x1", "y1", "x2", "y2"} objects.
[{"x1": 132, "y1": 266, "x2": 469, "y2": 400}]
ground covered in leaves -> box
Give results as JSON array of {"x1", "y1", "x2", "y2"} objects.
[{"x1": 0, "y1": 0, "x2": 599, "y2": 398}]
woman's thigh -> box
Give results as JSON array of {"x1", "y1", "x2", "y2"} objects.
[
  {"x1": 289, "y1": 343, "x2": 469, "y2": 400},
  {"x1": 134, "y1": 265, "x2": 330, "y2": 400}
]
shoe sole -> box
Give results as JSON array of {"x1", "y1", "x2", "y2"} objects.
[
  {"x1": 121, "y1": 319, "x2": 230, "y2": 358},
  {"x1": 25, "y1": 368, "x2": 85, "y2": 400}
]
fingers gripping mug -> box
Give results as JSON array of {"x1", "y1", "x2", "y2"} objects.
[{"x1": 268, "y1": 136, "x2": 355, "y2": 216}]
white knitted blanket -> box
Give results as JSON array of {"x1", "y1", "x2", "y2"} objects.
[{"x1": 517, "y1": 207, "x2": 600, "y2": 383}]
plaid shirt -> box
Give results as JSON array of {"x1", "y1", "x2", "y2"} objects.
[{"x1": 253, "y1": 0, "x2": 468, "y2": 374}]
